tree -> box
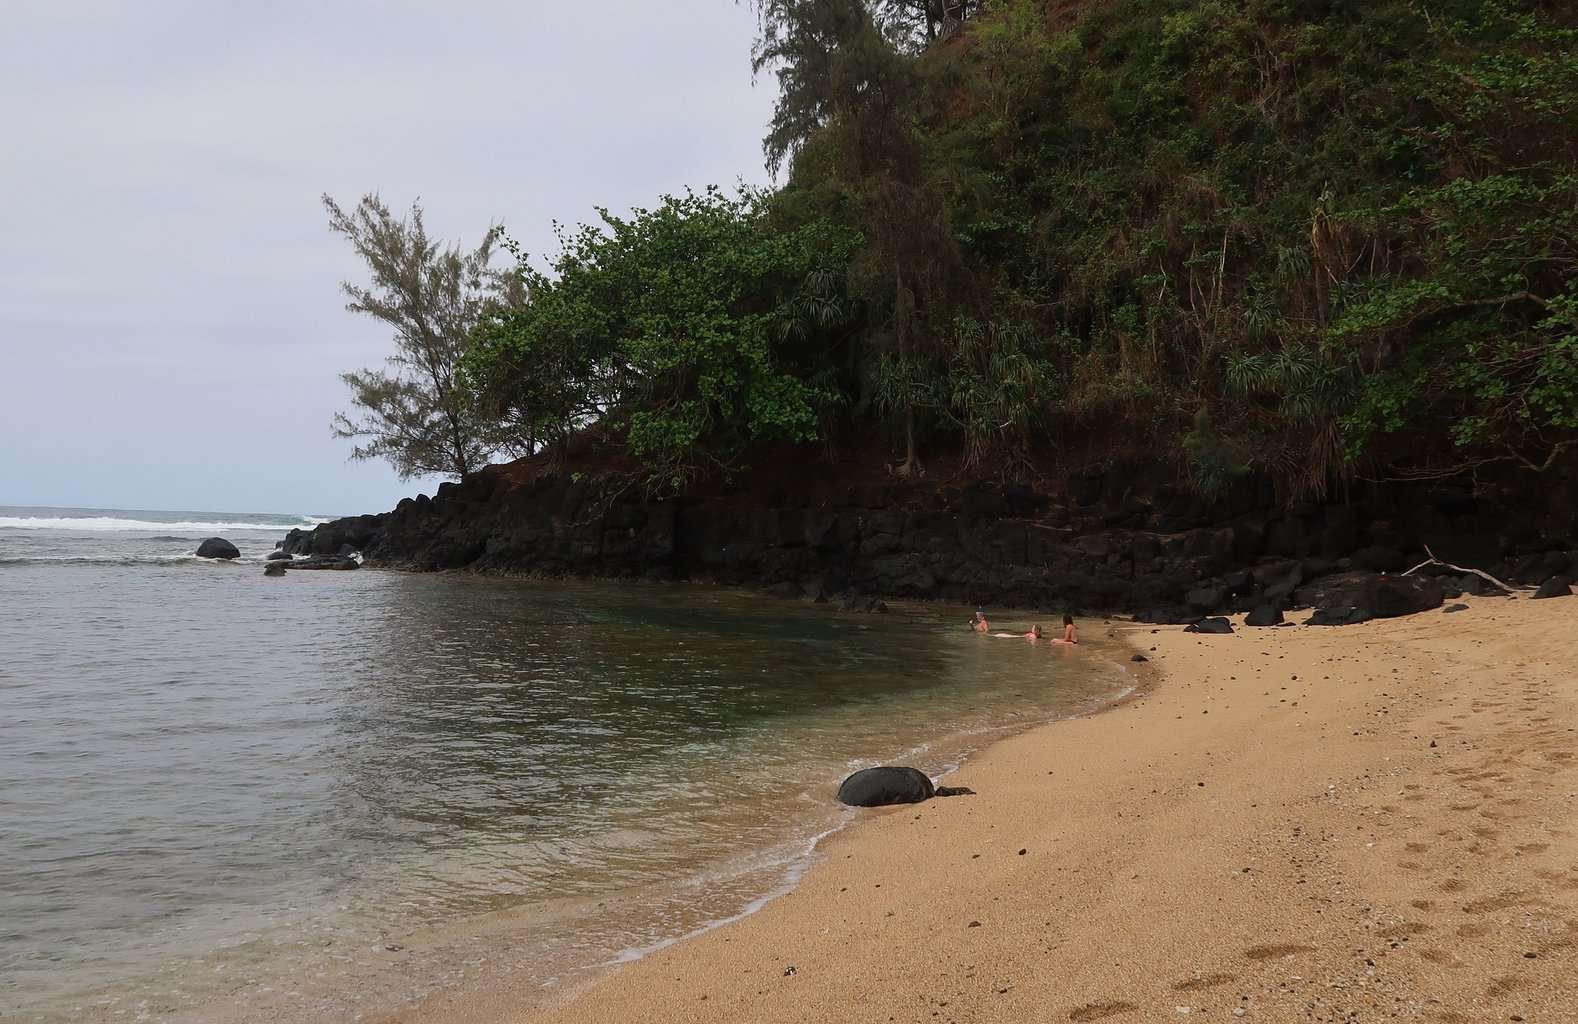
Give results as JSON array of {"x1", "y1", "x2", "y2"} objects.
[
  {"x1": 325, "y1": 193, "x2": 522, "y2": 480},
  {"x1": 465, "y1": 188, "x2": 858, "y2": 490},
  {"x1": 751, "y1": 0, "x2": 963, "y2": 476}
]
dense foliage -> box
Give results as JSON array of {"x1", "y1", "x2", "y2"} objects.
[
  {"x1": 466, "y1": 189, "x2": 860, "y2": 489},
  {"x1": 452, "y1": 0, "x2": 1578, "y2": 494}
]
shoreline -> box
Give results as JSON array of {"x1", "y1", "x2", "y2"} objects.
[
  {"x1": 374, "y1": 594, "x2": 1578, "y2": 1023},
  {"x1": 325, "y1": 623, "x2": 1149, "y2": 1024}
]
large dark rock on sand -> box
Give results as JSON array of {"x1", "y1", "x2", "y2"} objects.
[
  {"x1": 1306, "y1": 606, "x2": 1372, "y2": 626},
  {"x1": 1184, "y1": 616, "x2": 1234, "y2": 634},
  {"x1": 1293, "y1": 571, "x2": 1443, "y2": 619},
  {"x1": 1244, "y1": 605, "x2": 1285, "y2": 627},
  {"x1": 837, "y1": 766, "x2": 935, "y2": 807},
  {"x1": 1532, "y1": 576, "x2": 1573, "y2": 600},
  {"x1": 196, "y1": 537, "x2": 240, "y2": 560}
]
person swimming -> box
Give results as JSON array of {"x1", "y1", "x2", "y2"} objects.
[
  {"x1": 1051, "y1": 614, "x2": 1078, "y2": 645},
  {"x1": 969, "y1": 610, "x2": 990, "y2": 633},
  {"x1": 1025, "y1": 624, "x2": 1044, "y2": 640}
]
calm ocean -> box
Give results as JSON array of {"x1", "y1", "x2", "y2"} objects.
[{"x1": 0, "y1": 505, "x2": 1134, "y2": 1023}]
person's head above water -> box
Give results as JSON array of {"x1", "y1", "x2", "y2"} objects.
[
  {"x1": 1063, "y1": 613, "x2": 1074, "y2": 626},
  {"x1": 1030, "y1": 624, "x2": 1044, "y2": 638}
]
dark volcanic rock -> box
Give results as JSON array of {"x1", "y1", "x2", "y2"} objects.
[
  {"x1": 1532, "y1": 576, "x2": 1573, "y2": 599},
  {"x1": 263, "y1": 563, "x2": 287, "y2": 576},
  {"x1": 284, "y1": 555, "x2": 359, "y2": 571},
  {"x1": 1443, "y1": 603, "x2": 1470, "y2": 613},
  {"x1": 196, "y1": 537, "x2": 240, "y2": 560},
  {"x1": 1244, "y1": 605, "x2": 1285, "y2": 627},
  {"x1": 1306, "y1": 606, "x2": 1372, "y2": 626},
  {"x1": 1133, "y1": 607, "x2": 1199, "y2": 625},
  {"x1": 276, "y1": 451, "x2": 1578, "y2": 614},
  {"x1": 1515, "y1": 552, "x2": 1572, "y2": 586},
  {"x1": 265, "y1": 550, "x2": 292, "y2": 561},
  {"x1": 1184, "y1": 616, "x2": 1233, "y2": 634},
  {"x1": 1293, "y1": 571, "x2": 1443, "y2": 619},
  {"x1": 837, "y1": 766, "x2": 935, "y2": 807},
  {"x1": 1353, "y1": 546, "x2": 1407, "y2": 573},
  {"x1": 1186, "y1": 584, "x2": 1230, "y2": 613}
]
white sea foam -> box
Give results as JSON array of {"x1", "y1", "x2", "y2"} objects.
[{"x1": 0, "y1": 516, "x2": 311, "y2": 533}]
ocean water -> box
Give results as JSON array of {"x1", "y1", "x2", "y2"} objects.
[{"x1": 0, "y1": 506, "x2": 1135, "y2": 1023}]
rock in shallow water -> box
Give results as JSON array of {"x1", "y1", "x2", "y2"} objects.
[
  {"x1": 195, "y1": 537, "x2": 240, "y2": 560},
  {"x1": 264, "y1": 550, "x2": 292, "y2": 562},
  {"x1": 263, "y1": 563, "x2": 287, "y2": 576},
  {"x1": 284, "y1": 555, "x2": 360, "y2": 571}
]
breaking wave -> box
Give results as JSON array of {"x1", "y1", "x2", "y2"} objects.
[{"x1": 0, "y1": 516, "x2": 326, "y2": 533}]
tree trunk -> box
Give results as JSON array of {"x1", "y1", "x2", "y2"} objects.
[{"x1": 894, "y1": 257, "x2": 922, "y2": 478}]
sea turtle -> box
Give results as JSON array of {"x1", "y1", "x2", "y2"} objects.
[{"x1": 836, "y1": 766, "x2": 975, "y2": 807}]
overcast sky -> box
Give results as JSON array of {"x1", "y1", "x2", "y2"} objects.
[{"x1": 0, "y1": 1, "x2": 775, "y2": 515}]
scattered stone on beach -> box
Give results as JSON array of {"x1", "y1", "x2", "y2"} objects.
[
  {"x1": 265, "y1": 550, "x2": 292, "y2": 561},
  {"x1": 1306, "y1": 606, "x2": 1372, "y2": 626},
  {"x1": 1184, "y1": 617, "x2": 1233, "y2": 635},
  {"x1": 1443, "y1": 603, "x2": 1470, "y2": 613},
  {"x1": 195, "y1": 537, "x2": 240, "y2": 560},
  {"x1": 263, "y1": 563, "x2": 287, "y2": 576},
  {"x1": 837, "y1": 766, "x2": 936, "y2": 807},
  {"x1": 1532, "y1": 576, "x2": 1572, "y2": 599},
  {"x1": 1131, "y1": 653, "x2": 1149, "y2": 662},
  {"x1": 1244, "y1": 605, "x2": 1284, "y2": 627}
]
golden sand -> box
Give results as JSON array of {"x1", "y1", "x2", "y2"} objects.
[{"x1": 383, "y1": 595, "x2": 1578, "y2": 1024}]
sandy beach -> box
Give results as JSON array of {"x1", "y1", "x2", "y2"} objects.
[{"x1": 384, "y1": 594, "x2": 1578, "y2": 1024}]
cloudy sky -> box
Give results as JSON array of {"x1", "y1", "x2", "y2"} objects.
[{"x1": 0, "y1": 1, "x2": 775, "y2": 515}]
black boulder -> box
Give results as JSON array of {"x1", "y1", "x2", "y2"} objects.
[
  {"x1": 1532, "y1": 576, "x2": 1573, "y2": 600},
  {"x1": 1184, "y1": 617, "x2": 1234, "y2": 634},
  {"x1": 1244, "y1": 605, "x2": 1284, "y2": 627},
  {"x1": 1293, "y1": 571, "x2": 1442, "y2": 619},
  {"x1": 1306, "y1": 606, "x2": 1372, "y2": 626},
  {"x1": 196, "y1": 537, "x2": 240, "y2": 560}
]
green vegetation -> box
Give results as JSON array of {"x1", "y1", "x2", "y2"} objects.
[
  {"x1": 351, "y1": 0, "x2": 1578, "y2": 495},
  {"x1": 326, "y1": 194, "x2": 523, "y2": 480}
]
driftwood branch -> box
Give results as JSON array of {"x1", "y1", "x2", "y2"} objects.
[{"x1": 1401, "y1": 543, "x2": 1520, "y2": 593}]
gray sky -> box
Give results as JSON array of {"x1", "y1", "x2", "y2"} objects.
[{"x1": 0, "y1": 1, "x2": 774, "y2": 515}]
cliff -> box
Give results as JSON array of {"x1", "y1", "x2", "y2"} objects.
[{"x1": 284, "y1": 450, "x2": 1578, "y2": 620}]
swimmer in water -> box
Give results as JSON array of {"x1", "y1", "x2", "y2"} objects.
[
  {"x1": 1050, "y1": 614, "x2": 1078, "y2": 645},
  {"x1": 969, "y1": 610, "x2": 990, "y2": 633},
  {"x1": 1025, "y1": 624, "x2": 1044, "y2": 640}
]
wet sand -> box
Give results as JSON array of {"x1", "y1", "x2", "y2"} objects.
[{"x1": 384, "y1": 594, "x2": 1578, "y2": 1023}]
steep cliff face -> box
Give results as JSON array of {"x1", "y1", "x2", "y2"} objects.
[{"x1": 286, "y1": 455, "x2": 1578, "y2": 618}]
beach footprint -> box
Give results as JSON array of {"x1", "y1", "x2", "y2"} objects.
[
  {"x1": 1068, "y1": 1000, "x2": 1138, "y2": 1021},
  {"x1": 1245, "y1": 943, "x2": 1314, "y2": 960}
]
